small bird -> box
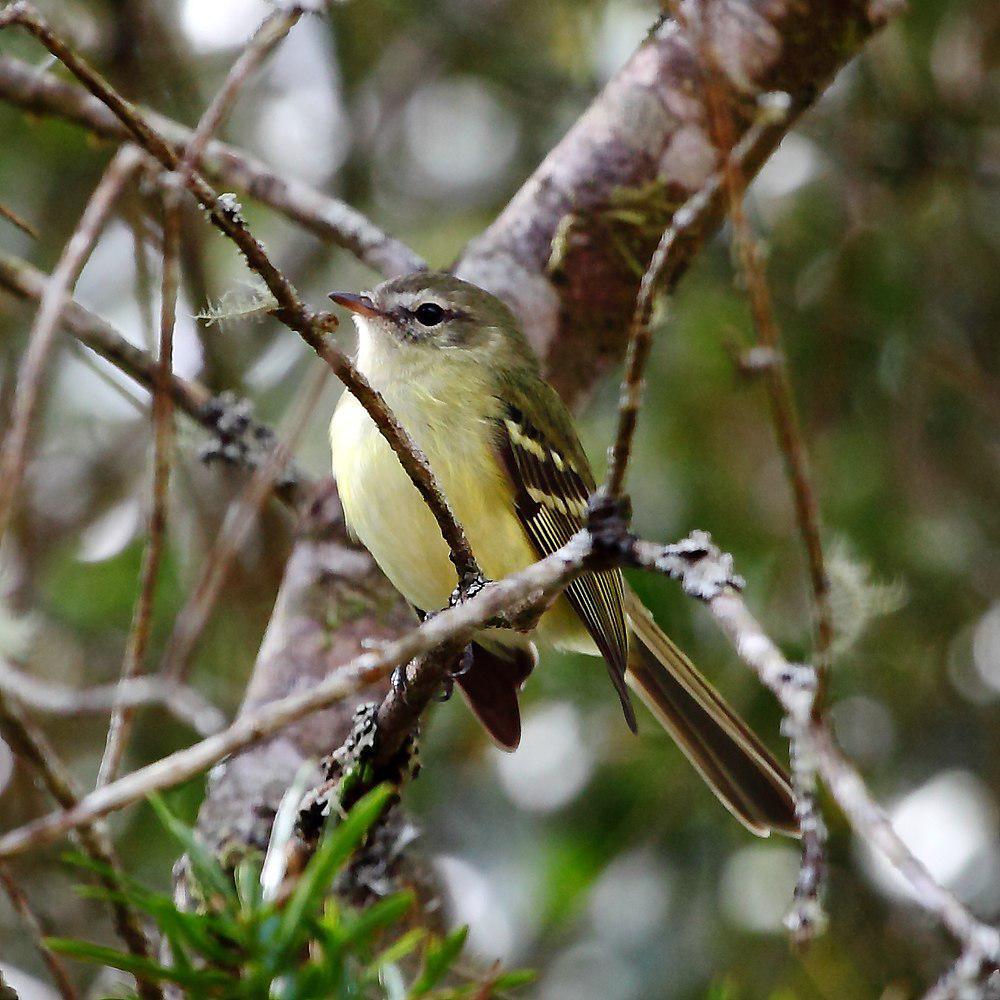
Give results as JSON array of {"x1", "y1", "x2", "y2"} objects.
[{"x1": 329, "y1": 272, "x2": 798, "y2": 837}]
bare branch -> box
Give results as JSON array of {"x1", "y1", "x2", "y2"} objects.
[
  {"x1": 97, "y1": 185, "x2": 181, "y2": 788},
  {"x1": 662, "y1": 536, "x2": 1000, "y2": 983},
  {"x1": 0, "y1": 56, "x2": 424, "y2": 276},
  {"x1": 0, "y1": 143, "x2": 143, "y2": 545},
  {"x1": 0, "y1": 251, "x2": 309, "y2": 509},
  {"x1": 1, "y1": 1, "x2": 480, "y2": 586},
  {"x1": 0, "y1": 199, "x2": 37, "y2": 238},
  {"x1": 0, "y1": 864, "x2": 78, "y2": 1000},
  {"x1": 176, "y1": 7, "x2": 303, "y2": 180},
  {"x1": 0, "y1": 659, "x2": 224, "y2": 735},
  {"x1": 0, "y1": 693, "x2": 160, "y2": 999},
  {"x1": 602, "y1": 110, "x2": 790, "y2": 500}
]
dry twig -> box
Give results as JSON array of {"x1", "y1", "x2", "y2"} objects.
[
  {"x1": 0, "y1": 55, "x2": 425, "y2": 276},
  {"x1": 0, "y1": 659, "x2": 224, "y2": 735},
  {"x1": 0, "y1": 527, "x2": 594, "y2": 858},
  {"x1": 0, "y1": 1, "x2": 480, "y2": 588},
  {"x1": 0, "y1": 863, "x2": 78, "y2": 1000},
  {"x1": 175, "y1": 6, "x2": 304, "y2": 181},
  {"x1": 0, "y1": 200, "x2": 38, "y2": 238},
  {"x1": 0, "y1": 251, "x2": 309, "y2": 509},
  {"x1": 0, "y1": 693, "x2": 160, "y2": 998},
  {"x1": 159, "y1": 362, "x2": 329, "y2": 685},
  {"x1": 602, "y1": 112, "x2": 796, "y2": 500},
  {"x1": 0, "y1": 143, "x2": 143, "y2": 545},
  {"x1": 97, "y1": 185, "x2": 182, "y2": 787}
]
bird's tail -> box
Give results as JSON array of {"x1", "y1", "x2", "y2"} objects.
[{"x1": 624, "y1": 589, "x2": 799, "y2": 838}]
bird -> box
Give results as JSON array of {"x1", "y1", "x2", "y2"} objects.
[{"x1": 329, "y1": 271, "x2": 798, "y2": 838}]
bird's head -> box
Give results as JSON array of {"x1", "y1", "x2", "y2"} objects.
[{"x1": 329, "y1": 271, "x2": 536, "y2": 377}]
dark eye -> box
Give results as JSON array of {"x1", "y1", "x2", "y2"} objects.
[{"x1": 414, "y1": 302, "x2": 445, "y2": 326}]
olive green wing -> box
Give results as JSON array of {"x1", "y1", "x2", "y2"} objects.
[{"x1": 492, "y1": 382, "x2": 636, "y2": 731}]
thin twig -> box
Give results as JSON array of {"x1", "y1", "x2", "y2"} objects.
[
  {"x1": 711, "y1": 97, "x2": 834, "y2": 672},
  {"x1": 0, "y1": 659, "x2": 224, "y2": 735},
  {"x1": 0, "y1": 2, "x2": 480, "y2": 587},
  {"x1": 0, "y1": 200, "x2": 38, "y2": 238},
  {"x1": 175, "y1": 6, "x2": 304, "y2": 181},
  {"x1": 0, "y1": 250, "x2": 310, "y2": 510},
  {"x1": 0, "y1": 863, "x2": 79, "y2": 1000},
  {"x1": 0, "y1": 55, "x2": 425, "y2": 276},
  {"x1": 602, "y1": 113, "x2": 790, "y2": 500},
  {"x1": 689, "y1": 0, "x2": 833, "y2": 940},
  {"x1": 664, "y1": 536, "x2": 1000, "y2": 984},
  {"x1": 0, "y1": 692, "x2": 161, "y2": 999},
  {"x1": 160, "y1": 361, "x2": 329, "y2": 685},
  {"x1": 97, "y1": 184, "x2": 181, "y2": 788},
  {"x1": 0, "y1": 143, "x2": 143, "y2": 545}
]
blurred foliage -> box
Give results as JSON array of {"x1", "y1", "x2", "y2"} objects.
[{"x1": 0, "y1": 0, "x2": 998, "y2": 998}]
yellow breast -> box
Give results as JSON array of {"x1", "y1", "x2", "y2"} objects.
[
  {"x1": 331, "y1": 379, "x2": 533, "y2": 614},
  {"x1": 329, "y1": 375, "x2": 593, "y2": 654}
]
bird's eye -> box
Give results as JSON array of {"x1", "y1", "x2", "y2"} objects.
[{"x1": 414, "y1": 302, "x2": 445, "y2": 326}]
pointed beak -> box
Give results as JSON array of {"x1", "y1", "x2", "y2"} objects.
[{"x1": 328, "y1": 291, "x2": 380, "y2": 318}]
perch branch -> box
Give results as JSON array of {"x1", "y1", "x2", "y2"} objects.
[{"x1": 0, "y1": 530, "x2": 594, "y2": 859}]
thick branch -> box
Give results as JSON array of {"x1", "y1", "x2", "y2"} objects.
[{"x1": 456, "y1": 0, "x2": 901, "y2": 403}]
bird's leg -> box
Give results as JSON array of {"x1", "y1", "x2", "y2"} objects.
[
  {"x1": 450, "y1": 570, "x2": 490, "y2": 607},
  {"x1": 390, "y1": 663, "x2": 414, "y2": 706},
  {"x1": 586, "y1": 489, "x2": 634, "y2": 564},
  {"x1": 432, "y1": 644, "x2": 475, "y2": 703}
]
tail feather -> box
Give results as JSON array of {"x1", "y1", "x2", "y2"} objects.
[
  {"x1": 625, "y1": 590, "x2": 799, "y2": 838},
  {"x1": 455, "y1": 639, "x2": 537, "y2": 752}
]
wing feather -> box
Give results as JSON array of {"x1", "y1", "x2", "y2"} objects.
[{"x1": 493, "y1": 403, "x2": 635, "y2": 730}]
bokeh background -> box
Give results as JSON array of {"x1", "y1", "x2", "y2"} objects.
[{"x1": 0, "y1": 1, "x2": 997, "y2": 997}]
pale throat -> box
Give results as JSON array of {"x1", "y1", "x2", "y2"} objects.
[{"x1": 352, "y1": 316, "x2": 498, "y2": 427}]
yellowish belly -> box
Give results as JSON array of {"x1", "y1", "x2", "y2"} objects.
[{"x1": 330, "y1": 390, "x2": 593, "y2": 654}]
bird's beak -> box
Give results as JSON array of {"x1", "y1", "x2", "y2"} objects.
[{"x1": 328, "y1": 291, "x2": 380, "y2": 318}]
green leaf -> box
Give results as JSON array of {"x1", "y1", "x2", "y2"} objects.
[
  {"x1": 491, "y1": 969, "x2": 536, "y2": 991},
  {"x1": 366, "y1": 927, "x2": 427, "y2": 977},
  {"x1": 45, "y1": 938, "x2": 230, "y2": 991},
  {"x1": 409, "y1": 926, "x2": 468, "y2": 997},
  {"x1": 273, "y1": 784, "x2": 394, "y2": 959},
  {"x1": 235, "y1": 854, "x2": 264, "y2": 915},
  {"x1": 341, "y1": 891, "x2": 414, "y2": 949},
  {"x1": 147, "y1": 793, "x2": 236, "y2": 905}
]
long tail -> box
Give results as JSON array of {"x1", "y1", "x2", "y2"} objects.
[{"x1": 625, "y1": 590, "x2": 799, "y2": 838}]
